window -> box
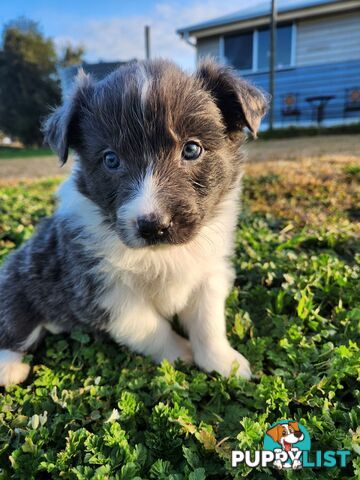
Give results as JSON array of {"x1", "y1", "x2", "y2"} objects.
[
  {"x1": 257, "y1": 28, "x2": 270, "y2": 70},
  {"x1": 224, "y1": 32, "x2": 253, "y2": 70},
  {"x1": 223, "y1": 23, "x2": 293, "y2": 72},
  {"x1": 258, "y1": 24, "x2": 292, "y2": 70},
  {"x1": 277, "y1": 24, "x2": 293, "y2": 68}
]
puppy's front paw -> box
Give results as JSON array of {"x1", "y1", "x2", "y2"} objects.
[
  {"x1": 196, "y1": 345, "x2": 251, "y2": 379},
  {"x1": 0, "y1": 350, "x2": 30, "y2": 386},
  {"x1": 161, "y1": 334, "x2": 194, "y2": 365}
]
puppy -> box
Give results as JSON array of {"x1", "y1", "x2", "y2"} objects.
[{"x1": 0, "y1": 59, "x2": 267, "y2": 386}]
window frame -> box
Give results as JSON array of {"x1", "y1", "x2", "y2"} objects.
[{"x1": 220, "y1": 22, "x2": 296, "y2": 74}]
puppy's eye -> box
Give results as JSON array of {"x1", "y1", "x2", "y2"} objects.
[
  {"x1": 182, "y1": 142, "x2": 202, "y2": 161},
  {"x1": 103, "y1": 151, "x2": 121, "y2": 171}
]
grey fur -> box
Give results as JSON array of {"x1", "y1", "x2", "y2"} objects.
[{"x1": 0, "y1": 217, "x2": 110, "y2": 349}]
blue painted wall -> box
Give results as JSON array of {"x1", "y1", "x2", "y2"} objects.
[{"x1": 242, "y1": 59, "x2": 360, "y2": 126}]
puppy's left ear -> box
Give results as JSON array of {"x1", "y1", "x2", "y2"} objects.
[
  {"x1": 42, "y1": 69, "x2": 93, "y2": 165},
  {"x1": 196, "y1": 59, "x2": 269, "y2": 137}
]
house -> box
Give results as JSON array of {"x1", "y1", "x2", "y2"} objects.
[
  {"x1": 177, "y1": 0, "x2": 360, "y2": 127},
  {"x1": 59, "y1": 61, "x2": 133, "y2": 98}
]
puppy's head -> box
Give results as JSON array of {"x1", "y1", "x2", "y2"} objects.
[{"x1": 43, "y1": 59, "x2": 268, "y2": 248}]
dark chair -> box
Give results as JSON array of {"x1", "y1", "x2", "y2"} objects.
[
  {"x1": 281, "y1": 93, "x2": 301, "y2": 123},
  {"x1": 344, "y1": 88, "x2": 360, "y2": 117}
]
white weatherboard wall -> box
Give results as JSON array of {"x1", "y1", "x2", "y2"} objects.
[{"x1": 296, "y1": 12, "x2": 360, "y2": 66}]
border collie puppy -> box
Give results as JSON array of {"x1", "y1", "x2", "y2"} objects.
[{"x1": 0, "y1": 59, "x2": 267, "y2": 386}]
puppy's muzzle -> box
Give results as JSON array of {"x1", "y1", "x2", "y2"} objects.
[{"x1": 137, "y1": 214, "x2": 172, "y2": 243}]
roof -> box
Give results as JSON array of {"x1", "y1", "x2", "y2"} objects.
[
  {"x1": 59, "y1": 61, "x2": 134, "y2": 97},
  {"x1": 177, "y1": 0, "x2": 354, "y2": 37},
  {"x1": 67, "y1": 61, "x2": 130, "y2": 80}
]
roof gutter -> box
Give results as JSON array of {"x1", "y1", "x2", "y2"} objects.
[
  {"x1": 177, "y1": 0, "x2": 359, "y2": 39},
  {"x1": 180, "y1": 31, "x2": 196, "y2": 47}
]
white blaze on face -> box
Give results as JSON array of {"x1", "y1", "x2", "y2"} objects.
[
  {"x1": 137, "y1": 63, "x2": 151, "y2": 115},
  {"x1": 117, "y1": 168, "x2": 159, "y2": 246}
]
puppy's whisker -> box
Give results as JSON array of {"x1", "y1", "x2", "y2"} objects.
[{"x1": 193, "y1": 181, "x2": 206, "y2": 189}]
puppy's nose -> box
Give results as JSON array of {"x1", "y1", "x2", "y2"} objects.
[
  {"x1": 294, "y1": 431, "x2": 303, "y2": 439},
  {"x1": 137, "y1": 214, "x2": 170, "y2": 241}
]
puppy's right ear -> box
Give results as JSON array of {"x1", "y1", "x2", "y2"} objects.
[
  {"x1": 196, "y1": 59, "x2": 269, "y2": 138},
  {"x1": 266, "y1": 425, "x2": 282, "y2": 444},
  {"x1": 42, "y1": 69, "x2": 93, "y2": 165}
]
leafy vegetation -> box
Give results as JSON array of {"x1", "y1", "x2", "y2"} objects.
[
  {"x1": 0, "y1": 17, "x2": 84, "y2": 146},
  {"x1": 0, "y1": 154, "x2": 359, "y2": 479},
  {"x1": 0, "y1": 147, "x2": 53, "y2": 160},
  {"x1": 258, "y1": 123, "x2": 360, "y2": 140},
  {"x1": 0, "y1": 18, "x2": 60, "y2": 146}
]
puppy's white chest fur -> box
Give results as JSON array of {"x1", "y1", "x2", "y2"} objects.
[
  {"x1": 100, "y1": 252, "x2": 198, "y2": 319},
  {"x1": 57, "y1": 174, "x2": 238, "y2": 321}
]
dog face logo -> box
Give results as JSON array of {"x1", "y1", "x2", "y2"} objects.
[
  {"x1": 263, "y1": 420, "x2": 310, "y2": 470},
  {"x1": 266, "y1": 421, "x2": 304, "y2": 452}
]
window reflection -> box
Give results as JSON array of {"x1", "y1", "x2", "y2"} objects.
[
  {"x1": 224, "y1": 31, "x2": 253, "y2": 70},
  {"x1": 224, "y1": 24, "x2": 293, "y2": 72}
]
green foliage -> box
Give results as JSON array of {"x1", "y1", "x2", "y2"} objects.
[
  {"x1": 59, "y1": 43, "x2": 85, "y2": 67},
  {"x1": 2, "y1": 18, "x2": 57, "y2": 72},
  {"x1": 0, "y1": 177, "x2": 359, "y2": 479},
  {"x1": 0, "y1": 147, "x2": 53, "y2": 159},
  {"x1": 344, "y1": 165, "x2": 360, "y2": 183},
  {"x1": 258, "y1": 123, "x2": 360, "y2": 140},
  {"x1": 0, "y1": 179, "x2": 57, "y2": 262},
  {"x1": 0, "y1": 17, "x2": 61, "y2": 146}
]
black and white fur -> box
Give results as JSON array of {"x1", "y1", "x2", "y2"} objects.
[{"x1": 0, "y1": 59, "x2": 268, "y2": 386}]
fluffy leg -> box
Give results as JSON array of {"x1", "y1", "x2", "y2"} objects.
[
  {"x1": 180, "y1": 269, "x2": 251, "y2": 379},
  {"x1": 0, "y1": 350, "x2": 31, "y2": 386},
  {"x1": 0, "y1": 325, "x2": 43, "y2": 386},
  {"x1": 106, "y1": 293, "x2": 193, "y2": 364}
]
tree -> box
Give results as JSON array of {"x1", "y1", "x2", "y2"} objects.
[
  {"x1": 59, "y1": 43, "x2": 85, "y2": 67},
  {"x1": 0, "y1": 17, "x2": 61, "y2": 146}
]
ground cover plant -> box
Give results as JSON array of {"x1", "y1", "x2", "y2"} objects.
[
  {"x1": 0, "y1": 152, "x2": 359, "y2": 479},
  {"x1": 0, "y1": 147, "x2": 53, "y2": 160}
]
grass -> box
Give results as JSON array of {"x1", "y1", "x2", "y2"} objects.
[
  {"x1": 244, "y1": 161, "x2": 360, "y2": 234},
  {"x1": 344, "y1": 165, "x2": 360, "y2": 183},
  {"x1": 0, "y1": 154, "x2": 359, "y2": 479},
  {"x1": 0, "y1": 147, "x2": 53, "y2": 160},
  {"x1": 258, "y1": 123, "x2": 360, "y2": 140}
]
